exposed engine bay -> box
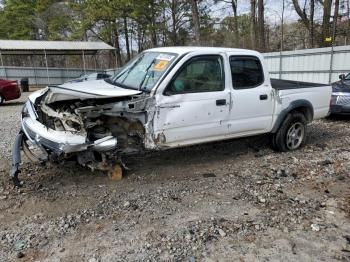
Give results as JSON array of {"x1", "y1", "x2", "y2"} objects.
[
  {"x1": 11, "y1": 85, "x2": 157, "y2": 186},
  {"x1": 38, "y1": 96, "x2": 147, "y2": 154}
]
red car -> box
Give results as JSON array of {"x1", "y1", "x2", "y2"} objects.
[{"x1": 0, "y1": 79, "x2": 21, "y2": 104}]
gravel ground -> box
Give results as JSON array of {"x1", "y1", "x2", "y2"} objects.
[
  {"x1": 0, "y1": 92, "x2": 349, "y2": 261},
  {"x1": 0, "y1": 92, "x2": 30, "y2": 160}
]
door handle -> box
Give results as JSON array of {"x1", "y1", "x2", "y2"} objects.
[
  {"x1": 216, "y1": 99, "x2": 226, "y2": 106},
  {"x1": 260, "y1": 94, "x2": 268, "y2": 100}
]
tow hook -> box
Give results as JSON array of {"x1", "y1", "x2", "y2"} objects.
[
  {"x1": 96, "y1": 161, "x2": 127, "y2": 181},
  {"x1": 108, "y1": 164, "x2": 123, "y2": 181}
]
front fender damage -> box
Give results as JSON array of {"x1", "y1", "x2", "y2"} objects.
[{"x1": 10, "y1": 88, "x2": 159, "y2": 186}]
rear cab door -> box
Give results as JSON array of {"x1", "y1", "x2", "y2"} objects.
[
  {"x1": 152, "y1": 51, "x2": 232, "y2": 147},
  {"x1": 227, "y1": 52, "x2": 275, "y2": 135}
]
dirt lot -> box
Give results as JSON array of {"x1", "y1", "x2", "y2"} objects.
[{"x1": 0, "y1": 93, "x2": 349, "y2": 261}]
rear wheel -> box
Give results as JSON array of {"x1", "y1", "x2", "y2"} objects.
[
  {"x1": 271, "y1": 112, "x2": 307, "y2": 152},
  {"x1": 0, "y1": 95, "x2": 4, "y2": 105}
]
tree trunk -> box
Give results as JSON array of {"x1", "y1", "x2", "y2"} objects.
[
  {"x1": 190, "y1": 0, "x2": 201, "y2": 45},
  {"x1": 150, "y1": 2, "x2": 157, "y2": 47},
  {"x1": 250, "y1": 0, "x2": 257, "y2": 49},
  {"x1": 321, "y1": 0, "x2": 333, "y2": 47},
  {"x1": 257, "y1": 0, "x2": 265, "y2": 51},
  {"x1": 347, "y1": 0, "x2": 350, "y2": 45},
  {"x1": 333, "y1": 0, "x2": 340, "y2": 45},
  {"x1": 292, "y1": 0, "x2": 312, "y2": 46},
  {"x1": 231, "y1": 0, "x2": 238, "y2": 47},
  {"x1": 171, "y1": 0, "x2": 177, "y2": 45},
  {"x1": 309, "y1": 0, "x2": 315, "y2": 47},
  {"x1": 114, "y1": 27, "x2": 122, "y2": 67},
  {"x1": 292, "y1": 0, "x2": 310, "y2": 30},
  {"x1": 280, "y1": 0, "x2": 285, "y2": 51},
  {"x1": 123, "y1": 16, "x2": 131, "y2": 61}
]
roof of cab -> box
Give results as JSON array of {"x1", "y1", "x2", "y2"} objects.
[{"x1": 146, "y1": 46, "x2": 261, "y2": 56}]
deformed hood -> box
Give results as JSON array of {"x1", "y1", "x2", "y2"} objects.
[
  {"x1": 58, "y1": 79, "x2": 142, "y2": 97},
  {"x1": 31, "y1": 80, "x2": 143, "y2": 103}
]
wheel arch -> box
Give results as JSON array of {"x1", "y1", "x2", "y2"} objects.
[{"x1": 271, "y1": 99, "x2": 313, "y2": 133}]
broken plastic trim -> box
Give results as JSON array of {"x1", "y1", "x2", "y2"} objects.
[
  {"x1": 10, "y1": 131, "x2": 49, "y2": 187},
  {"x1": 10, "y1": 131, "x2": 24, "y2": 187}
]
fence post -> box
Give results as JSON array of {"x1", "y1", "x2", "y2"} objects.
[
  {"x1": 0, "y1": 49, "x2": 7, "y2": 79},
  {"x1": 279, "y1": 51, "x2": 283, "y2": 79},
  {"x1": 44, "y1": 50, "x2": 50, "y2": 85},
  {"x1": 82, "y1": 50, "x2": 86, "y2": 74},
  {"x1": 31, "y1": 53, "x2": 38, "y2": 87},
  {"x1": 328, "y1": 15, "x2": 337, "y2": 84}
]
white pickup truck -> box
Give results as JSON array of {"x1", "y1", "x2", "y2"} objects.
[{"x1": 11, "y1": 47, "x2": 331, "y2": 185}]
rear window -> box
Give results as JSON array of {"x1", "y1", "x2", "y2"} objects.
[{"x1": 230, "y1": 56, "x2": 264, "y2": 89}]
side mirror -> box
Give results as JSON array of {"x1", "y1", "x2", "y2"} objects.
[{"x1": 339, "y1": 74, "x2": 346, "y2": 80}]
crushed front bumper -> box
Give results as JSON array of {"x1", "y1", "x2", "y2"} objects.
[{"x1": 11, "y1": 101, "x2": 118, "y2": 186}]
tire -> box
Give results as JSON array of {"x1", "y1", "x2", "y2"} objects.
[
  {"x1": 0, "y1": 95, "x2": 4, "y2": 105},
  {"x1": 271, "y1": 112, "x2": 307, "y2": 152}
]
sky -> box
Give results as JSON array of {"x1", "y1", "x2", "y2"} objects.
[
  {"x1": 210, "y1": 0, "x2": 350, "y2": 26},
  {"x1": 209, "y1": 0, "x2": 298, "y2": 26}
]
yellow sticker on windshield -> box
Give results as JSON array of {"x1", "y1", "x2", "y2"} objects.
[{"x1": 154, "y1": 60, "x2": 169, "y2": 71}]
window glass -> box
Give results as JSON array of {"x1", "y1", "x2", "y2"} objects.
[
  {"x1": 230, "y1": 56, "x2": 264, "y2": 89},
  {"x1": 166, "y1": 56, "x2": 224, "y2": 95},
  {"x1": 112, "y1": 52, "x2": 178, "y2": 91}
]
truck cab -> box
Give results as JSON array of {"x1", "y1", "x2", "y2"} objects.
[{"x1": 151, "y1": 48, "x2": 275, "y2": 147}]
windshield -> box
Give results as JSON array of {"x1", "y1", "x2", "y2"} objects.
[
  {"x1": 345, "y1": 73, "x2": 350, "y2": 80},
  {"x1": 112, "y1": 52, "x2": 178, "y2": 91}
]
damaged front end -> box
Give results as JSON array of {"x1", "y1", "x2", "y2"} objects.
[{"x1": 11, "y1": 83, "x2": 154, "y2": 186}]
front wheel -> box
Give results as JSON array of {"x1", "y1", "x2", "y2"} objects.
[
  {"x1": 271, "y1": 112, "x2": 307, "y2": 152},
  {"x1": 0, "y1": 95, "x2": 4, "y2": 105}
]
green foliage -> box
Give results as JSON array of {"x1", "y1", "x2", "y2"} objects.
[
  {"x1": 215, "y1": 14, "x2": 252, "y2": 48},
  {"x1": 0, "y1": 0, "x2": 37, "y2": 39},
  {"x1": 0, "y1": 0, "x2": 76, "y2": 40},
  {"x1": 0, "y1": 0, "x2": 346, "y2": 55}
]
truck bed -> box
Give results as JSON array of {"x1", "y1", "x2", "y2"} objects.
[{"x1": 271, "y1": 78, "x2": 328, "y2": 90}]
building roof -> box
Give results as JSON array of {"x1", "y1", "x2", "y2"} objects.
[{"x1": 0, "y1": 40, "x2": 115, "y2": 55}]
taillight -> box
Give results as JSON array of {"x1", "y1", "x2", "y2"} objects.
[{"x1": 330, "y1": 95, "x2": 338, "y2": 105}]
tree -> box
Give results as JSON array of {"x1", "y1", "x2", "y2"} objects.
[
  {"x1": 189, "y1": 0, "x2": 201, "y2": 44},
  {"x1": 321, "y1": 0, "x2": 333, "y2": 46},
  {"x1": 215, "y1": 14, "x2": 252, "y2": 49},
  {"x1": 0, "y1": 0, "x2": 37, "y2": 39},
  {"x1": 36, "y1": 1, "x2": 76, "y2": 40},
  {"x1": 215, "y1": 0, "x2": 238, "y2": 46},
  {"x1": 257, "y1": 0, "x2": 265, "y2": 51},
  {"x1": 230, "y1": 0, "x2": 238, "y2": 47},
  {"x1": 333, "y1": 0, "x2": 340, "y2": 45},
  {"x1": 164, "y1": 0, "x2": 190, "y2": 46},
  {"x1": 310, "y1": 0, "x2": 315, "y2": 47},
  {"x1": 292, "y1": 0, "x2": 316, "y2": 47},
  {"x1": 70, "y1": 0, "x2": 123, "y2": 66},
  {"x1": 250, "y1": 0, "x2": 257, "y2": 49}
]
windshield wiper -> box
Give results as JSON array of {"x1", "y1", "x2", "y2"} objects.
[
  {"x1": 138, "y1": 59, "x2": 156, "y2": 91},
  {"x1": 113, "y1": 54, "x2": 144, "y2": 86}
]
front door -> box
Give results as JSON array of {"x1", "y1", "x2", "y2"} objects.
[{"x1": 154, "y1": 55, "x2": 231, "y2": 147}]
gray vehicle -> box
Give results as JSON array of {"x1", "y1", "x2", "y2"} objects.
[
  {"x1": 330, "y1": 73, "x2": 350, "y2": 115},
  {"x1": 66, "y1": 72, "x2": 112, "y2": 83}
]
